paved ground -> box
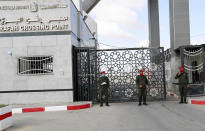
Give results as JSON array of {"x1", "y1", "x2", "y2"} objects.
[{"x1": 6, "y1": 101, "x2": 205, "y2": 131}]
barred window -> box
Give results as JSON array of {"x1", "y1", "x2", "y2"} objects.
[{"x1": 18, "y1": 56, "x2": 53, "y2": 75}]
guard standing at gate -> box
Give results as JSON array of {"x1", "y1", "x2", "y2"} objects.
[
  {"x1": 99, "y1": 71, "x2": 110, "y2": 107},
  {"x1": 175, "y1": 66, "x2": 189, "y2": 104},
  {"x1": 136, "y1": 69, "x2": 149, "y2": 106}
]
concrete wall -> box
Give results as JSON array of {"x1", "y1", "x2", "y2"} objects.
[
  {"x1": 0, "y1": 0, "x2": 98, "y2": 104},
  {"x1": 0, "y1": 0, "x2": 74, "y2": 104},
  {"x1": 0, "y1": 35, "x2": 73, "y2": 104},
  {"x1": 70, "y1": 1, "x2": 96, "y2": 48},
  {"x1": 85, "y1": 15, "x2": 98, "y2": 39},
  {"x1": 80, "y1": 15, "x2": 95, "y2": 47}
]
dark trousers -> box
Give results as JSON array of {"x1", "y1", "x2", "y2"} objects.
[
  {"x1": 179, "y1": 86, "x2": 187, "y2": 102},
  {"x1": 139, "y1": 88, "x2": 147, "y2": 103},
  {"x1": 100, "y1": 89, "x2": 109, "y2": 105}
]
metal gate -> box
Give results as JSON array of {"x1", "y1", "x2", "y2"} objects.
[{"x1": 73, "y1": 47, "x2": 166, "y2": 102}]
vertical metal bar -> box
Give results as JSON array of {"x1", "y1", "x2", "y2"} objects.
[
  {"x1": 78, "y1": 50, "x2": 80, "y2": 101},
  {"x1": 34, "y1": 57, "x2": 36, "y2": 75},
  {"x1": 32, "y1": 57, "x2": 34, "y2": 74},
  {"x1": 41, "y1": 57, "x2": 42, "y2": 74},
  {"x1": 24, "y1": 57, "x2": 26, "y2": 74},
  {"x1": 19, "y1": 58, "x2": 21, "y2": 74},
  {"x1": 162, "y1": 47, "x2": 166, "y2": 100},
  {"x1": 87, "y1": 49, "x2": 91, "y2": 101},
  {"x1": 34, "y1": 57, "x2": 35, "y2": 74},
  {"x1": 44, "y1": 57, "x2": 45, "y2": 74},
  {"x1": 85, "y1": 49, "x2": 88, "y2": 101},
  {"x1": 22, "y1": 58, "x2": 24, "y2": 74},
  {"x1": 36, "y1": 57, "x2": 37, "y2": 74},
  {"x1": 77, "y1": 50, "x2": 79, "y2": 101},
  {"x1": 52, "y1": 56, "x2": 53, "y2": 73},
  {"x1": 83, "y1": 50, "x2": 85, "y2": 101},
  {"x1": 26, "y1": 57, "x2": 27, "y2": 74},
  {"x1": 29, "y1": 57, "x2": 31, "y2": 75},
  {"x1": 79, "y1": 50, "x2": 81, "y2": 101},
  {"x1": 42, "y1": 56, "x2": 43, "y2": 74},
  {"x1": 94, "y1": 49, "x2": 98, "y2": 102},
  {"x1": 18, "y1": 58, "x2": 20, "y2": 74},
  {"x1": 80, "y1": 50, "x2": 83, "y2": 101},
  {"x1": 27, "y1": 57, "x2": 29, "y2": 75},
  {"x1": 40, "y1": 57, "x2": 41, "y2": 74},
  {"x1": 72, "y1": 48, "x2": 74, "y2": 101}
]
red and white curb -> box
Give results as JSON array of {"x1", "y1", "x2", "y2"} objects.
[
  {"x1": 12, "y1": 102, "x2": 92, "y2": 114},
  {"x1": 166, "y1": 92, "x2": 180, "y2": 100},
  {"x1": 188, "y1": 99, "x2": 205, "y2": 105},
  {"x1": 167, "y1": 92, "x2": 205, "y2": 105},
  {"x1": 0, "y1": 105, "x2": 12, "y2": 130}
]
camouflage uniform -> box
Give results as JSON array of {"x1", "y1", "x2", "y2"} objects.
[
  {"x1": 136, "y1": 75, "x2": 149, "y2": 104},
  {"x1": 175, "y1": 72, "x2": 189, "y2": 103},
  {"x1": 99, "y1": 76, "x2": 110, "y2": 106}
]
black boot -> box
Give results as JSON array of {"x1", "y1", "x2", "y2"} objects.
[
  {"x1": 100, "y1": 103, "x2": 103, "y2": 107},
  {"x1": 179, "y1": 97, "x2": 183, "y2": 104},
  {"x1": 184, "y1": 97, "x2": 187, "y2": 104},
  {"x1": 143, "y1": 103, "x2": 148, "y2": 105},
  {"x1": 138, "y1": 103, "x2": 142, "y2": 106}
]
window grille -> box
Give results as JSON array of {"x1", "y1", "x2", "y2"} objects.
[
  {"x1": 18, "y1": 56, "x2": 53, "y2": 75},
  {"x1": 183, "y1": 47, "x2": 203, "y2": 83}
]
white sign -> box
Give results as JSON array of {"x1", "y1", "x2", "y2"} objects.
[{"x1": 0, "y1": 0, "x2": 70, "y2": 33}]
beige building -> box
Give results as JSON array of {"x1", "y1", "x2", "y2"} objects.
[{"x1": 0, "y1": 0, "x2": 99, "y2": 104}]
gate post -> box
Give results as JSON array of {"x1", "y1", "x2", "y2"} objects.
[
  {"x1": 94, "y1": 49, "x2": 98, "y2": 102},
  {"x1": 162, "y1": 47, "x2": 166, "y2": 100},
  {"x1": 87, "y1": 49, "x2": 91, "y2": 101}
]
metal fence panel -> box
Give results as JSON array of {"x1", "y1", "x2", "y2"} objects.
[{"x1": 73, "y1": 47, "x2": 166, "y2": 102}]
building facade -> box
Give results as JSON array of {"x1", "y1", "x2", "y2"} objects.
[{"x1": 0, "y1": 0, "x2": 98, "y2": 104}]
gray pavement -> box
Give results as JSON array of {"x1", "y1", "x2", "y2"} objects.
[{"x1": 6, "y1": 101, "x2": 205, "y2": 131}]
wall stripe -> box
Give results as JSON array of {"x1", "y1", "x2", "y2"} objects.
[
  {"x1": 67, "y1": 104, "x2": 90, "y2": 110},
  {"x1": 12, "y1": 108, "x2": 22, "y2": 114},
  {"x1": 0, "y1": 112, "x2": 12, "y2": 121},
  {"x1": 22, "y1": 107, "x2": 45, "y2": 113},
  {"x1": 191, "y1": 100, "x2": 205, "y2": 105},
  {"x1": 45, "y1": 106, "x2": 67, "y2": 112}
]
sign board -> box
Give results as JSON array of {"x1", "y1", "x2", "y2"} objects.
[{"x1": 0, "y1": 0, "x2": 70, "y2": 33}]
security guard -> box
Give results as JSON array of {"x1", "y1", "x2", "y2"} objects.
[
  {"x1": 175, "y1": 66, "x2": 189, "y2": 104},
  {"x1": 99, "y1": 71, "x2": 110, "y2": 107},
  {"x1": 136, "y1": 69, "x2": 149, "y2": 106}
]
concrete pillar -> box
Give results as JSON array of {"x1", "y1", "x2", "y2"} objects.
[
  {"x1": 169, "y1": 0, "x2": 190, "y2": 49},
  {"x1": 148, "y1": 0, "x2": 160, "y2": 48},
  {"x1": 169, "y1": 0, "x2": 190, "y2": 94}
]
